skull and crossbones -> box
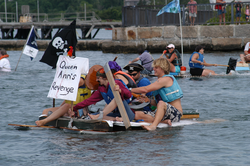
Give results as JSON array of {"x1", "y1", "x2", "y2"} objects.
[{"x1": 52, "y1": 37, "x2": 65, "y2": 50}]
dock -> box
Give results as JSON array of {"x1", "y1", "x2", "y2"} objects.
[{"x1": 0, "y1": 21, "x2": 122, "y2": 39}]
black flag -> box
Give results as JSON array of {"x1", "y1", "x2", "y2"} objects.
[{"x1": 40, "y1": 20, "x2": 77, "y2": 68}]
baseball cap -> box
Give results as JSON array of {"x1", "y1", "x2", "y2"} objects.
[{"x1": 166, "y1": 44, "x2": 175, "y2": 49}]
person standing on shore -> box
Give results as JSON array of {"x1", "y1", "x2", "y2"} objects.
[
  {"x1": 235, "y1": 1, "x2": 242, "y2": 25},
  {"x1": 0, "y1": 48, "x2": 11, "y2": 72},
  {"x1": 216, "y1": 0, "x2": 226, "y2": 25},
  {"x1": 187, "y1": 0, "x2": 197, "y2": 26}
]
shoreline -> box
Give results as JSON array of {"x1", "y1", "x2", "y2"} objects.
[
  {"x1": 0, "y1": 39, "x2": 244, "y2": 54},
  {"x1": 1, "y1": 24, "x2": 250, "y2": 54}
]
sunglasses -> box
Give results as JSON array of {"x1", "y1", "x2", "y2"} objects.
[{"x1": 128, "y1": 72, "x2": 138, "y2": 76}]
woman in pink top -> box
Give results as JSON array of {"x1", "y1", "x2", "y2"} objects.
[
  {"x1": 245, "y1": 5, "x2": 250, "y2": 21},
  {"x1": 187, "y1": 0, "x2": 197, "y2": 26}
]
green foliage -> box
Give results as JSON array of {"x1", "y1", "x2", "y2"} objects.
[
  {"x1": 95, "y1": 6, "x2": 122, "y2": 20},
  {"x1": 1, "y1": 0, "x2": 212, "y2": 21}
]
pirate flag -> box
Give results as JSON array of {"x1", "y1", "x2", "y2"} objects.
[{"x1": 40, "y1": 20, "x2": 77, "y2": 68}]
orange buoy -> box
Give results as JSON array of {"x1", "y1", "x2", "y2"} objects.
[{"x1": 180, "y1": 66, "x2": 186, "y2": 75}]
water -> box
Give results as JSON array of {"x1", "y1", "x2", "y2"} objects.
[{"x1": 1, "y1": 50, "x2": 250, "y2": 166}]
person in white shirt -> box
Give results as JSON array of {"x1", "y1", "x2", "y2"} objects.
[
  {"x1": 239, "y1": 42, "x2": 250, "y2": 63},
  {"x1": 0, "y1": 48, "x2": 11, "y2": 72}
]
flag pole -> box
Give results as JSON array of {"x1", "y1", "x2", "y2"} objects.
[
  {"x1": 179, "y1": 12, "x2": 183, "y2": 66},
  {"x1": 14, "y1": 25, "x2": 34, "y2": 71}
]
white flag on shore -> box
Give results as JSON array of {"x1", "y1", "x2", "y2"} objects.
[{"x1": 22, "y1": 26, "x2": 39, "y2": 60}]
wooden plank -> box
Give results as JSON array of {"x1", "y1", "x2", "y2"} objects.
[
  {"x1": 236, "y1": 62, "x2": 250, "y2": 71},
  {"x1": 8, "y1": 123, "x2": 116, "y2": 134},
  {"x1": 236, "y1": 62, "x2": 249, "y2": 67},
  {"x1": 103, "y1": 62, "x2": 131, "y2": 129},
  {"x1": 181, "y1": 113, "x2": 199, "y2": 119}
]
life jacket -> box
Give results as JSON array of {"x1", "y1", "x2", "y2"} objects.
[
  {"x1": 168, "y1": 49, "x2": 182, "y2": 66},
  {"x1": 65, "y1": 75, "x2": 91, "y2": 105},
  {"x1": 153, "y1": 75, "x2": 183, "y2": 103},
  {"x1": 189, "y1": 51, "x2": 204, "y2": 69},
  {"x1": 136, "y1": 75, "x2": 152, "y2": 97},
  {"x1": 0, "y1": 54, "x2": 9, "y2": 60},
  {"x1": 100, "y1": 79, "x2": 132, "y2": 105},
  {"x1": 114, "y1": 70, "x2": 137, "y2": 88}
]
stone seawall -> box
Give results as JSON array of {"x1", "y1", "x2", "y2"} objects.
[{"x1": 1, "y1": 24, "x2": 249, "y2": 53}]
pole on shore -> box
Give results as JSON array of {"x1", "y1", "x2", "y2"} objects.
[{"x1": 5, "y1": 0, "x2": 7, "y2": 22}]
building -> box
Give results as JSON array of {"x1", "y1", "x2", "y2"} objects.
[{"x1": 124, "y1": 0, "x2": 150, "y2": 6}]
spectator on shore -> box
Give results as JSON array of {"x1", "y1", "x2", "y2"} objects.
[
  {"x1": 245, "y1": 4, "x2": 250, "y2": 22},
  {"x1": 216, "y1": 0, "x2": 226, "y2": 25},
  {"x1": 187, "y1": 0, "x2": 197, "y2": 26},
  {"x1": 235, "y1": 1, "x2": 242, "y2": 25}
]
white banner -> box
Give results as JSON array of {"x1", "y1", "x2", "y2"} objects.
[
  {"x1": 47, "y1": 56, "x2": 89, "y2": 101},
  {"x1": 23, "y1": 45, "x2": 39, "y2": 58}
]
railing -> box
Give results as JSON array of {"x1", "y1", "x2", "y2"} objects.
[
  {"x1": 0, "y1": 11, "x2": 101, "y2": 23},
  {"x1": 0, "y1": 12, "x2": 16, "y2": 22},
  {"x1": 122, "y1": 2, "x2": 250, "y2": 27}
]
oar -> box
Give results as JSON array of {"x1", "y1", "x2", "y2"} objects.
[
  {"x1": 113, "y1": 56, "x2": 118, "y2": 61},
  {"x1": 130, "y1": 93, "x2": 150, "y2": 110},
  {"x1": 8, "y1": 123, "x2": 115, "y2": 134},
  {"x1": 226, "y1": 57, "x2": 237, "y2": 74},
  {"x1": 8, "y1": 123, "x2": 57, "y2": 130},
  {"x1": 210, "y1": 57, "x2": 237, "y2": 74},
  {"x1": 104, "y1": 62, "x2": 131, "y2": 129},
  {"x1": 215, "y1": 64, "x2": 229, "y2": 67}
]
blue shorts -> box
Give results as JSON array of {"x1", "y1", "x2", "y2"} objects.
[
  {"x1": 218, "y1": 9, "x2": 226, "y2": 15},
  {"x1": 175, "y1": 66, "x2": 180, "y2": 73},
  {"x1": 236, "y1": 13, "x2": 241, "y2": 17}
]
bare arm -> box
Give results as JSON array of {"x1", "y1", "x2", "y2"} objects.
[
  {"x1": 129, "y1": 57, "x2": 140, "y2": 63},
  {"x1": 168, "y1": 52, "x2": 177, "y2": 63},
  {"x1": 160, "y1": 50, "x2": 167, "y2": 58},
  {"x1": 131, "y1": 77, "x2": 173, "y2": 94}
]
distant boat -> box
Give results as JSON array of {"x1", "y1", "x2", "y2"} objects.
[{"x1": 105, "y1": 28, "x2": 112, "y2": 30}]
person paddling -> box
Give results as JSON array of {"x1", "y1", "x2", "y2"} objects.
[
  {"x1": 189, "y1": 45, "x2": 218, "y2": 76},
  {"x1": 160, "y1": 44, "x2": 182, "y2": 73},
  {"x1": 75, "y1": 68, "x2": 135, "y2": 121}
]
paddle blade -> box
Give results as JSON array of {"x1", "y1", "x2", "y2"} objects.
[
  {"x1": 85, "y1": 65, "x2": 103, "y2": 90},
  {"x1": 226, "y1": 57, "x2": 237, "y2": 74}
]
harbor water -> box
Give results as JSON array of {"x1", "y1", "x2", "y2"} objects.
[{"x1": 1, "y1": 50, "x2": 250, "y2": 166}]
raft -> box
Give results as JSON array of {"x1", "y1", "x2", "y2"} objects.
[
  {"x1": 235, "y1": 62, "x2": 250, "y2": 71},
  {"x1": 38, "y1": 112, "x2": 199, "y2": 132}
]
